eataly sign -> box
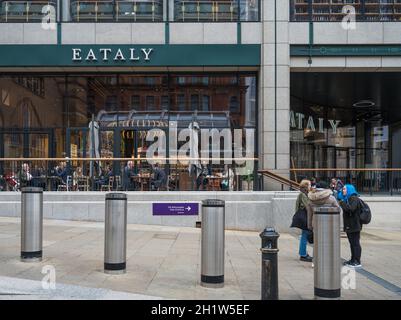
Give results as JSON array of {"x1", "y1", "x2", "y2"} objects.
[
  {"x1": 290, "y1": 111, "x2": 341, "y2": 134},
  {"x1": 72, "y1": 47, "x2": 154, "y2": 62}
]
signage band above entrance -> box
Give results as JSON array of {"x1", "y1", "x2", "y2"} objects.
[{"x1": 0, "y1": 44, "x2": 261, "y2": 67}]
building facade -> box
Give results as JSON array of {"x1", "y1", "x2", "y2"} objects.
[{"x1": 0, "y1": 0, "x2": 400, "y2": 192}]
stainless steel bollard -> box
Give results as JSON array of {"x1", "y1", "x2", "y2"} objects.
[
  {"x1": 260, "y1": 227, "x2": 280, "y2": 300},
  {"x1": 21, "y1": 187, "x2": 43, "y2": 262},
  {"x1": 201, "y1": 199, "x2": 225, "y2": 288},
  {"x1": 313, "y1": 206, "x2": 341, "y2": 299},
  {"x1": 104, "y1": 193, "x2": 127, "y2": 274}
]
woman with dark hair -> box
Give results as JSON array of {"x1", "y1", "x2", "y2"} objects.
[
  {"x1": 295, "y1": 179, "x2": 313, "y2": 262},
  {"x1": 339, "y1": 184, "x2": 363, "y2": 268}
]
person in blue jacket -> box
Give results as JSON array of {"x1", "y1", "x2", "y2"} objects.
[{"x1": 339, "y1": 184, "x2": 363, "y2": 268}]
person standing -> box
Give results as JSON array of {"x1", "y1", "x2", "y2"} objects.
[
  {"x1": 339, "y1": 184, "x2": 363, "y2": 268},
  {"x1": 295, "y1": 180, "x2": 313, "y2": 262},
  {"x1": 220, "y1": 165, "x2": 234, "y2": 191},
  {"x1": 122, "y1": 161, "x2": 134, "y2": 191},
  {"x1": 151, "y1": 163, "x2": 167, "y2": 191}
]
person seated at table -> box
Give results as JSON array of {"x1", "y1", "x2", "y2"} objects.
[
  {"x1": 17, "y1": 163, "x2": 33, "y2": 189},
  {"x1": 220, "y1": 165, "x2": 234, "y2": 191},
  {"x1": 196, "y1": 163, "x2": 211, "y2": 191},
  {"x1": 122, "y1": 161, "x2": 134, "y2": 191},
  {"x1": 56, "y1": 161, "x2": 72, "y2": 189},
  {"x1": 72, "y1": 167, "x2": 84, "y2": 189},
  {"x1": 96, "y1": 165, "x2": 114, "y2": 190},
  {"x1": 151, "y1": 163, "x2": 167, "y2": 191},
  {"x1": 31, "y1": 165, "x2": 45, "y2": 189}
]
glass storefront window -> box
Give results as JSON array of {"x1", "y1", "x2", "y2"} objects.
[
  {"x1": 290, "y1": 72, "x2": 401, "y2": 193},
  {"x1": 0, "y1": 73, "x2": 257, "y2": 191}
]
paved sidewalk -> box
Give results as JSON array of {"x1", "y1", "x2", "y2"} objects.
[{"x1": 0, "y1": 217, "x2": 400, "y2": 300}]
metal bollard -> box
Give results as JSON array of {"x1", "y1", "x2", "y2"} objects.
[
  {"x1": 260, "y1": 227, "x2": 280, "y2": 300},
  {"x1": 21, "y1": 187, "x2": 43, "y2": 262},
  {"x1": 200, "y1": 199, "x2": 225, "y2": 288},
  {"x1": 313, "y1": 206, "x2": 341, "y2": 300},
  {"x1": 104, "y1": 193, "x2": 127, "y2": 274}
]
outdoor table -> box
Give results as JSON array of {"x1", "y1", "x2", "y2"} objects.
[
  {"x1": 46, "y1": 176, "x2": 62, "y2": 191},
  {"x1": 131, "y1": 174, "x2": 151, "y2": 191}
]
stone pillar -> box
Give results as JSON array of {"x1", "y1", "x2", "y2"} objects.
[
  {"x1": 62, "y1": 0, "x2": 70, "y2": 22},
  {"x1": 260, "y1": 0, "x2": 291, "y2": 190}
]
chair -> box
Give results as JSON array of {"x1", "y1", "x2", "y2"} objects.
[
  {"x1": 57, "y1": 176, "x2": 73, "y2": 191},
  {"x1": 101, "y1": 176, "x2": 114, "y2": 191},
  {"x1": 77, "y1": 176, "x2": 89, "y2": 191},
  {"x1": 114, "y1": 175, "x2": 121, "y2": 191}
]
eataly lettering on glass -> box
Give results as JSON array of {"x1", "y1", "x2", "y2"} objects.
[{"x1": 290, "y1": 111, "x2": 341, "y2": 134}]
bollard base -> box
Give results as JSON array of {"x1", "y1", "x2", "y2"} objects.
[
  {"x1": 200, "y1": 275, "x2": 224, "y2": 288},
  {"x1": 314, "y1": 287, "x2": 341, "y2": 300},
  {"x1": 21, "y1": 257, "x2": 42, "y2": 263},
  {"x1": 104, "y1": 262, "x2": 126, "y2": 275},
  {"x1": 21, "y1": 251, "x2": 42, "y2": 262},
  {"x1": 104, "y1": 269, "x2": 126, "y2": 275},
  {"x1": 201, "y1": 282, "x2": 224, "y2": 289}
]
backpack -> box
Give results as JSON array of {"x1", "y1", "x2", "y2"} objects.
[{"x1": 358, "y1": 198, "x2": 372, "y2": 225}]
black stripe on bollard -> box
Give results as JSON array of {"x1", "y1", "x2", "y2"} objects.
[
  {"x1": 21, "y1": 187, "x2": 43, "y2": 193},
  {"x1": 104, "y1": 262, "x2": 126, "y2": 271},
  {"x1": 313, "y1": 212, "x2": 340, "y2": 215},
  {"x1": 314, "y1": 287, "x2": 341, "y2": 298},
  {"x1": 201, "y1": 275, "x2": 224, "y2": 284},
  {"x1": 105, "y1": 193, "x2": 127, "y2": 200},
  {"x1": 202, "y1": 199, "x2": 225, "y2": 208},
  {"x1": 21, "y1": 250, "x2": 42, "y2": 259}
]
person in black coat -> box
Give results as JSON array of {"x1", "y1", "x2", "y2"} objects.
[
  {"x1": 122, "y1": 161, "x2": 134, "y2": 191},
  {"x1": 152, "y1": 163, "x2": 167, "y2": 191},
  {"x1": 339, "y1": 184, "x2": 363, "y2": 268}
]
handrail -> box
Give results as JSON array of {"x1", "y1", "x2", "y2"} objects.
[
  {"x1": 0, "y1": 157, "x2": 258, "y2": 161},
  {"x1": 258, "y1": 170, "x2": 300, "y2": 191},
  {"x1": 290, "y1": 168, "x2": 401, "y2": 172}
]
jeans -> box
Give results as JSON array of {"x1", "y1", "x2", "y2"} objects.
[
  {"x1": 347, "y1": 231, "x2": 362, "y2": 263},
  {"x1": 299, "y1": 229, "x2": 309, "y2": 257}
]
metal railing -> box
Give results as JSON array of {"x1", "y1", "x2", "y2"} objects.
[
  {"x1": 290, "y1": 168, "x2": 401, "y2": 195},
  {"x1": 174, "y1": 0, "x2": 237, "y2": 22},
  {"x1": 70, "y1": 0, "x2": 163, "y2": 22},
  {"x1": 0, "y1": 1, "x2": 56, "y2": 22},
  {"x1": 173, "y1": 0, "x2": 259, "y2": 22},
  {"x1": 0, "y1": 0, "x2": 260, "y2": 22},
  {"x1": 291, "y1": 0, "x2": 401, "y2": 22},
  {"x1": 259, "y1": 169, "x2": 300, "y2": 191}
]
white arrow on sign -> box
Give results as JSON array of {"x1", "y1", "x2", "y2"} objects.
[{"x1": 186, "y1": 206, "x2": 191, "y2": 211}]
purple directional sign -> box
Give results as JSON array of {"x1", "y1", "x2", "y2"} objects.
[{"x1": 152, "y1": 203, "x2": 199, "y2": 216}]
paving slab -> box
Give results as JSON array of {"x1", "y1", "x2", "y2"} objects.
[{"x1": 0, "y1": 217, "x2": 400, "y2": 300}]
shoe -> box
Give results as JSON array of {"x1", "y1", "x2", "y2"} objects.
[
  {"x1": 300, "y1": 254, "x2": 313, "y2": 262},
  {"x1": 345, "y1": 261, "x2": 362, "y2": 268},
  {"x1": 343, "y1": 259, "x2": 353, "y2": 266}
]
